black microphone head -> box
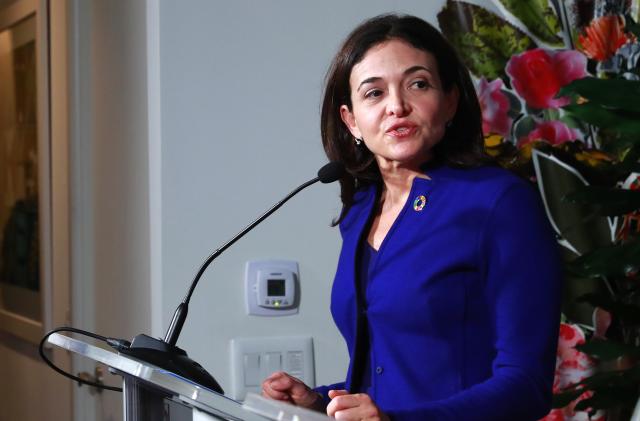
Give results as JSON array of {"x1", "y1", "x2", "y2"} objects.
[{"x1": 317, "y1": 161, "x2": 345, "y2": 183}]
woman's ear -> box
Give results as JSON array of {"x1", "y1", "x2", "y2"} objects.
[{"x1": 340, "y1": 105, "x2": 362, "y2": 139}]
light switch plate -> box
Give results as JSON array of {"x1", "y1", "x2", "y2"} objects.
[{"x1": 230, "y1": 336, "x2": 315, "y2": 400}]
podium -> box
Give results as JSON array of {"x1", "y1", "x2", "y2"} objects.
[{"x1": 47, "y1": 333, "x2": 333, "y2": 421}]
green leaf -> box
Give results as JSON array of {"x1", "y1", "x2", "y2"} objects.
[
  {"x1": 577, "y1": 293, "x2": 640, "y2": 325},
  {"x1": 594, "y1": 365, "x2": 640, "y2": 385},
  {"x1": 564, "y1": 185, "x2": 640, "y2": 216},
  {"x1": 438, "y1": 0, "x2": 536, "y2": 81},
  {"x1": 598, "y1": 133, "x2": 640, "y2": 173},
  {"x1": 568, "y1": 239, "x2": 640, "y2": 279},
  {"x1": 543, "y1": 107, "x2": 561, "y2": 121},
  {"x1": 504, "y1": 89, "x2": 522, "y2": 118},
  {"x1": 532, "y1": 150, "x2": 614, "y2": 255},
  {"x1": 552, "y1": 389, "x2": 584, "y2": 408},
  {"x1": 559, "y1": 114, "x2": 586, "y2": 130},
  {"x1": 497, "y1": 0, "x2": 563, "y2": 45},
  {"x1": 551, "y1": 367, "x2": 636, "y2": 409},
  {"x1": 624, "y1": 14, "x2": 640, "y2": 39},
  {"x1": 562, "y1": 365, "x2": 640, "y2": 411},
  {"x1": 576, "y1": 340, "x2": 640, "y2": 361},
  {"x1": 574, "y1": 386, "x2": 638, "y2": 411},
  {"x1": 599, "y1": 132, "x2": 640, "y2": 155},
  {"x1": 563, "y1": 103, "x2": 640, "y2": 135},
  {"x1": 560, "y1": 77, "x2": 640, "y2": 113},
  {"x1": 619, "y1": 144, "x2": 640, "y2": 173},
  {"x1": 514, "y1": 114, "x2": 536, "y2": 139},
  {"x1": 563, "y1": 364, "x2": 640, "y2": 391}
]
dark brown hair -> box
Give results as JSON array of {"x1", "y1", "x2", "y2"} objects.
[{"x1": 321, "y1": 13, "x2": 490, "y2": 222}]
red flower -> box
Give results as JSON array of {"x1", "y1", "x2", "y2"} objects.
[
  {"x1": 506, "y1": 49, "x2": 587, "y2": 109},
  {"x1": 539, "y1": 324, "x2": 605, "y2": 421},
  {"x1": 518, "y1": 121, "x2": 581, "y2": 148},
  {"x1": 477, "y1": 78, "x2": 512, "y2": 136},
  {"x1": 554, "y1": 323, "x2": 593, "y2": 390},
  {"x1": 578, "y1": 15, "x2": 635, "y2": 62}
]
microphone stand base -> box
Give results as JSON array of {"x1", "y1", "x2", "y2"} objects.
[{"x1": 118, "y1": 334, "x2": 224, "y2": 394}]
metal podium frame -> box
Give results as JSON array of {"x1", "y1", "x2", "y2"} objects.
[{"x1": 47, "y1": 332, "x2": 269, "y2": 421}]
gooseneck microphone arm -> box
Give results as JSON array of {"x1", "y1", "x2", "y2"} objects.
[
  {"x1": 41, "y1": 162, "x2": 345, "y2": 395},
  {"x1": 163, "y1": 176, "x2": 321, "y2": 346},
  {"x1": 114, "y1": 162, "x2": 345, "y2": 394}
]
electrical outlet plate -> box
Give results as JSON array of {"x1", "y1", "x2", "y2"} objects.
[{"x1": 230, "y1": 336, "x2": 314, "y2": 400}]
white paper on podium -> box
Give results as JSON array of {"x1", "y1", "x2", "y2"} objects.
[{"x1": 242, "y1": 393, "x2": 334, "y2": 421}]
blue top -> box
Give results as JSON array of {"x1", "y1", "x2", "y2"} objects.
[
  {"x1": 356, "y1": 242, "x2": 378, "y2": 395},
  {"x1": 314, "y1": 164, "x2": 563, "y2": 420}
]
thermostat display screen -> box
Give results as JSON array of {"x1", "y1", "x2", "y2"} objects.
[
  {"x1": 268, "y1": 279, "x2": 285, "y2": 296},
  {"x1": 252, "y1": 265, "x2": 296, "y2": 312}
]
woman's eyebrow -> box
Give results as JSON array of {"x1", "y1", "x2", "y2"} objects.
[
  {"x1": 356, "y1": 66, "x2": 433, "y2": 92},
  {"x1": 404, "y1": 65, "x2": 432, "y2": 76},
  {"x1": 357, "y1": 77, "x2": 381, "y2": 92}
]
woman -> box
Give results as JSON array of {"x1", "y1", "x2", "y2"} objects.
[{"x1": 262, "y1": 14, "x2": 562, "y2": 421}]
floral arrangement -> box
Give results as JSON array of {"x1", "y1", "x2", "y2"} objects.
[{"x1": 438, "y1": 0, "x2": 640, "y2": 419}]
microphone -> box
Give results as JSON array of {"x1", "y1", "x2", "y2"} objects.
[
  {"x1": 118, "y1": 162, "x2": 345, "y2": 393},
  {"x1": 317, "y1": 161, "x2": 344, "y2": 183}
]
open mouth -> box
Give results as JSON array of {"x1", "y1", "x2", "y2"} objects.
[{"x1": 387, "y1": 125, "x2": 416, "y2": 137}]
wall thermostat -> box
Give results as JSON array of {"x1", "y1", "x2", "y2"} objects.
[
  {"x1": 245, "y1": 260, "x2": 299, "y2": 316},
  {"x1": 257, "y1": 269, "x2": 294, "y2": 309}
]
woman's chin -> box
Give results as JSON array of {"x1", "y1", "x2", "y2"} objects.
[
  {"x1": 376, "y1": 155, "x2": 431, "y2": 172},
  {"x1": 375, "y1": 146, "x2": 432, "y2": 167}
]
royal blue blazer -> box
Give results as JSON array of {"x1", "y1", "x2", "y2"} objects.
[{"x1": 315, "y1": 164, "x2": 563, "y2": 420}]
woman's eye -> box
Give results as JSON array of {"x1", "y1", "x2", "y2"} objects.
[
  {"x1": 411, "y1": 80, "x2": 430, "y2": 89},
  {"x1": 364, "y1": 89, "x2": 383, "y2": 99}
]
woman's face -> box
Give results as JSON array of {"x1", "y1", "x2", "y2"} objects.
[{"x1": 340, "y1": 39, "x2": 458, "y2": 171}]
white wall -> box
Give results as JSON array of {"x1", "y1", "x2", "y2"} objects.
[
  {"x1": 83, "y1": 1, "x2": 152, "y2": 419},
  {"x1": 89, "y1": 0, "x2": 151, "y2": 342},
  {"x1": 156, "y1": 0, "x2": 454, "y2": 392}
]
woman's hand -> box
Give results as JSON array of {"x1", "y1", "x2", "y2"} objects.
[
  {"x1": 327, "y1": 389, "x2": 390, "y2": 421},
  {"x1": 261, "y1": 371, "x2": 324, "y2": 411}
]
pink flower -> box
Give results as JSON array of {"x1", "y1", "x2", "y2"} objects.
[
  {"x1": 506, "y1": 49, "x2": 587, "y2": 109},
  {"x1": 539, "y1": 324, "x2": 604, "y2": 421},
  {"x1": 477, "y1": 78, "x2": 512, "y2": 136},
  {"x1": 593, "y1": 307, "x2": 612, "y2": 340},
  {"x1": 518, "y1": 121, "x2": 581, "y2": 148}
]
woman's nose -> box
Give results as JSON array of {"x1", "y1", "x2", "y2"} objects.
[{"x1": 386, "y1": 91, "x2": 410, "y2": 116}]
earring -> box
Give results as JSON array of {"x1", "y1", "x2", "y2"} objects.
[{"x1": 354, "y1": 137, "x2": 363, "y2": 146}]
